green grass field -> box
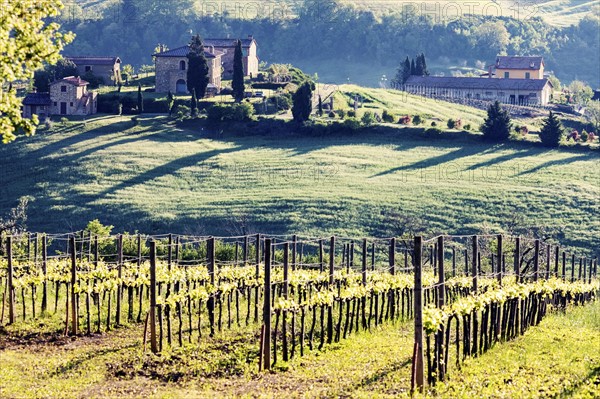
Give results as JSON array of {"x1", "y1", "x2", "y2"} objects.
[
  {"x1": 1, "y1": 89, "x2": 598, "y2": 254},
  {"x1": 1, "y1": 298, "x2": 598, "y2": 398}
]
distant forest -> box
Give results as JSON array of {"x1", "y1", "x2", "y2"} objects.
[{"x1": 56, "y1": 0, "x2": 600, "y2": 86}]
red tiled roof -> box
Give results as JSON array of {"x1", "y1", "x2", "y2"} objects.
[
  {"x1": 51, "y1": 76, "x2": 89, "y2": 86},
  {"x1": 496, "y1": 56, "x2": 544, "y2": 70},
  {"x1": 153, "y1": 45, "x2": 220, "y2": 58},
  {"x1": 66, "y1": 56, "x2": 121, "y2": 65}
]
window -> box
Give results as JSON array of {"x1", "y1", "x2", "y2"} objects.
[
  {"x1": 85, "y1": 66, "x2": 92, "y2": 72},
  {"x1": 70, "y1": 102, "x2": 73, "y2": 106},
  {"x1": 180, "y1": 60, "x2": 186, "y2": 70},
  {"x1": 525, "y1": 72, "x2": 531, "y2": 79},
  {"x1": 529, "y1": 93, "x2": 537, "y2": 97},
  {"x1": 53, "y1": 102, "x2": 57, "y2": 106},
  {"x1": 504, "y1": 72, "x2": 509, "y2": 78},
  {"x1": 499, "y1": 92, "x2": 505, "y2": 96},
  {"x1": 485, "y1": 91, "x2": 493, "y2": 96},
  {"x1": 61, "y1": 85, "x2": 67, "y2": 92}
]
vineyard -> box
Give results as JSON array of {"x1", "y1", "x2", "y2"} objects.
[{"x1": 1, "y1": 231, "x2": 597, "y2": 393}]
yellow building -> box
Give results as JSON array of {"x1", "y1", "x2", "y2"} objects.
[{"x1": 495, "y1": 56, "x2": 544, "y2": 79}]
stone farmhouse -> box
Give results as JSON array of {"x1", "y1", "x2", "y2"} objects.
[
  {"x1": 66, "y1": 56, "x2": 122, "y2": 85},
  {"x1": 23, "y1": 76, "x2": 97, "y2": 118},
  {"x1": 204, "y1": 36, "x2": 259, "y2": 79},
  {"x1": 154, "y1": 36, "x2": 259, "y2": 95},
  {"x1": 154, "y1": 46, "x2": 223, "y2": 95},
  {"x1": 403, "y1": 55, "x2": 552, "y2": 106}
]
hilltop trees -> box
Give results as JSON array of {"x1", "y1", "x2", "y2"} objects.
[
  {"x1": 538, "y1": 111, "x2": 564, "y2": 147},
  {"x1": 481, "y1": 101, "x2": 511, "y2": 141},
  {"x1": 292, "y1": 81, "x2": 313, "y2": 122},
  {"x1": 186, "y1": 35, "x2": 209, "y2": 98},
  {"x1": 232, "y1": 39, "x2": 245, "y2": 102},
  {"x1": 0, "y1": 0, "x2": 74, "y2": 143},
  {"x1": 393, "y1": 54, "x2": 429, "y2": 86}
]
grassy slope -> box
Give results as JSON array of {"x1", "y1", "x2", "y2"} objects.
[
  {"x1": 1, "y1": 95, "x2": 598, "y2": 251},
  {"x1": 1, "y1": 300, "x2": 598, "y2": 398}
]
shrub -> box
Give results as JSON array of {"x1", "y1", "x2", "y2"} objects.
[
  {"x1": 60, "y1": 117, "x2": 69, "y2": 126},
  {"x1": 272, "y1": 93, "x2": 292, "y2": 111},
  {"x1": 342, "y1": 117, "x2": 361, "y2": 130},
  {"x1": 580, "y1": 130, "x2": 589, "y2": 142},
  {"x1": 424, "y1": 127, "x2": 443, "y2": 138},
  {"x1": 412, "y1": 115, "x2": 423, "y2": 125},
  {"x1": 454, "y1": 118, "x2": 463, "y2": 129},
  {"x1": 328, "y1": 111, "x2": 336, "y2": 118},
  {"x1": 589, "y1": 132, "x2": 597, "y2": 142},
  {"x1": 347, "y1": 110, "x2": 356, "y2": 118},
  {"x1": 463, "y1": 124, "x2": 471, "y2": 131},
  {"x1": 131, "y1": 116, "x2": 139, "y2": 126},
  {"x1": 382, "y1": 109, "x2": 395, "y2": 123},
  {"x1": 207, "y1": 102, "x2": 255, "y2": 122},
  {"x1": 337, "y1": 109, "x2": 346, "y2": 118},
  {"x1": 398, "y1": 115, "x2": 411, "y2": 125},
  {"x1": 431, "y1": 121, "x2": 437, "y2": 127},
  {"x1": 567, "y1": 130, "x2": 579, "y2": 141},
  {"x1": 44, "y1": 119, "x2": 53, "y2": 130},
  {"x1": 447, "y1": 118, "x2": 456, "y2": 129},
  {"x1": 361, "y1": 111, "x2": 376, "y2": 127}
]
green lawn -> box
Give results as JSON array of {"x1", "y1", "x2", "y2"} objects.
[{"x1": 1, "y1": 108, "x2": 598, "y2": 254}]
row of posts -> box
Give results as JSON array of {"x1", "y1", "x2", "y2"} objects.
[{"x1": 412, "y1": 235, "x2": 599, "y2": 392}]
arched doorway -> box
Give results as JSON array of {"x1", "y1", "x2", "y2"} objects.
[{"x1": 176, "y1": 79, "x2": 187, "y2": 94}]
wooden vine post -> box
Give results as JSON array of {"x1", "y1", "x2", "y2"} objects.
[
  {"x1": 115, "y1": 234, "x2": 123, "y2": 326},
  {"x1": 69, "y1": 235, "x2": 78, "y2": 335},
  {"x1": 533, "y1": 239, "x2": 540, "y2": 282},
  {"x1": 472, "y1": 235, "x2": 478, "y2": 293},
  {"x1": 571, "y1": 254, "x2": 575, "y2": 283},
  {"x1": 436, "y1": 235, "x2": 445, "y2": 381},
  {"x1": 327, "y1": 236, "x2": 335, "y2": 344},
  {"x1": 149, "y1": 240, "x2": 158, "y2": 353},
  {"x1": 496, "y1": 235, "x2": 503, "y2": 286},
  {"x1": 514, "y1": 236, "x2": 520, "y2": 282},
  {"x1": 319, "y1": 239, "x2": 324, "y2": 272},
  {"x1": 362, "y1": 239, "x2": 367, "y2": 285},
  {"x1": 389, "y1": 238, "x2": 396, "y2": 275},
  {"x1": 262, "y1": 238, "x2": 272, "y2": 370},
  {"x1": 412, "y1": 235, "x2": 424, "y2": 392},
  {"x1": 545, "y1": 244, "x2": 551, "y2": 280},
  {"x1": 292, "y1": 234, "x2": 297, "y2": 271},
  {"x1": 208, "y1": 237, "x2": 216, "y2": 336},
  {"x1": 254, "y1": 233, "x2": 260, "y2": 322},
  {"x1": 41, "y1": 234, "x2": 48, "y2": 313},
  {"x1": 282, "y1": 242, "x2": 290, "y2": 362},
  {"x1": 7, "y1": 236, "x2": 15, "y2": 324}
]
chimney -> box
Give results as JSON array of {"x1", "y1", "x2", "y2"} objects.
[
  {"x1": 488, "y1": 66, "x2": 493, "y2": 78},
  {"x1": 248, "y1": 34, "x2": 253, "y2": 40},
  {"x1": 209, "y1": 45, "x2": 214, "y2": 54}
]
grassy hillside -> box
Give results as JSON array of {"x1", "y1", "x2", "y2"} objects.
[{"x1": 1, "y1": 106, "x2": 598, "y2": 253}]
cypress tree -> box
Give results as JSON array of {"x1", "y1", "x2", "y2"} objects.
[
  {"x1": 292, "y1": 81, "x2": 313, "y2": 122},
  {"x1": 539, "y1": 111, "x2": 564, "y2": 147},
  {"x1": 410, "y1": 59, "x2": 416, "y2": 75},
  {"x1": 421, "y1": 53, "x2": 429, "y2": 76},
  {"x1": 318, "y1": 95, "x2": 323, "y2": 116},
  {"x1": 190, "y1": 88, "x2": 197, "y2": 116},
  {"x1": 403, "y1": 56, "x2": 411, "y2": 83},
  {"x1": 187, "y1": 35, "x2": 209, "y2": 98},
  {"x1": 481, "y1": 101, "x2": 511, "y2": 141},
  {"x1": 415, "y1": 55, "x2": 423, "y2": 76},
  {"x1": 137, "y1": 84, "x2": 144, "y2": 114},
  {"x1": 167, "y1": 90, "x2": 174, "y2": 116},
  {"x1": 232, "y1": 39, "x2": 245, "y2": 102}
]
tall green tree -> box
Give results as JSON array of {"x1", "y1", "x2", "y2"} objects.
[
  {"x1": 481, "y1": 101, "x2": 511, "y2": 141},
  {"x1": 186, "y1": 35, "x2": 209, "y2": 98},
  {"x1": 415, "y1": 54, "x2": 423, "y2": 76},
  {"x1": 137, "y1": 84, "x2": 144, "y2": 113},
  {"x1": 232, "y1": 39, "x2": 245, "y2": 102},
  {"x1": 410, "y1": 59, "x2": 416, "y2": 76},
  {"x1": 292, "y1": 81, "x2": 313, "y2": 122},
  {"x1": 0, "y1": 0, "x2": 74, "y2": 143},
  {"x1": 167, "y1": 90, "x2": 174, "y2": 116},
  {"x1": 190, "y1": 89, "x2": 198, "y2": 116},
  {"x1": 538, "y1": 111, "x2": 564, "y2": 147},
  {"x1": 420, "y1": 53, "x2": 429, "y2": 76},
  {"x1": 318, "y1": 95, "x2": 323, "y2": 116}
]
